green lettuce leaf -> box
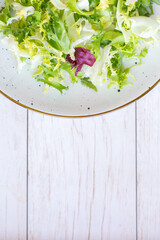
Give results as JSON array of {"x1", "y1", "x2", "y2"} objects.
[
  {"x1": 67, "y1": 0, "x2": 94, "y2": 16},
  {"x1": 81, "y1": 77, "x2": 97, "y2": 92},
  {"x1": 43, "y1": 11, "x2": 70, "y2": 53},
  {"x1": 37, "y1": 78, "x2": 68, "y2": 93}
]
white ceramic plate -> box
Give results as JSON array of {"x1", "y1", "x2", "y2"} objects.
[{"x1": 0, "y1": 3, "x2": 160, "y2": 117}]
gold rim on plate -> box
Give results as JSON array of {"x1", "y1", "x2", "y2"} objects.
[{"x1": 0, "y1": 79, "x2": 159, "y2": 118}]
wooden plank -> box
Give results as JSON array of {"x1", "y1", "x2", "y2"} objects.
[
  {"x1": 0, "y1": 95, "x2": 27, "y2": 240},
  {"x1": 28, "y1": 104, "x2": 136, "y2": 240},
  {"x1": 137, "y1": 83, "x2": 160, "y2": 240}
]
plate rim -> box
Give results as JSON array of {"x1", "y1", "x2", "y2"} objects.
[{"x1": 0, "y1": 79, "x2": 159, "y2": 118}]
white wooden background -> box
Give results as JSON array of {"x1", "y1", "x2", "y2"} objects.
[{"x1": 0, "y1": 83, "x2": 160, "y2": 240}]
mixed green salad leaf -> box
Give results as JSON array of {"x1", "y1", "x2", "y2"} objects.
[{"x1": 0, "y1": 0, "x2": 160, "y2": 93}]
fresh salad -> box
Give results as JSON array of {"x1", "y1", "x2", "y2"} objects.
[{"x1": 0, "y1": 0, "x2": 160, "y2": 93}]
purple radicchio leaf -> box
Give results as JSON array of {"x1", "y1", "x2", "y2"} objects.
[{"x1": 66, "y1": 47, "x2": 96, "y2": 76}]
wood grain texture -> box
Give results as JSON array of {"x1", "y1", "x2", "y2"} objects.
[
  {"x1": 0, "y1": 95, "x2": 27, "y2": 240},
  {"x1": 28, "y1": 104, "x2": 136, "y2": 240},
  {"x1": 137, "y1": 83, "x2": 160, "y2": 240}
]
